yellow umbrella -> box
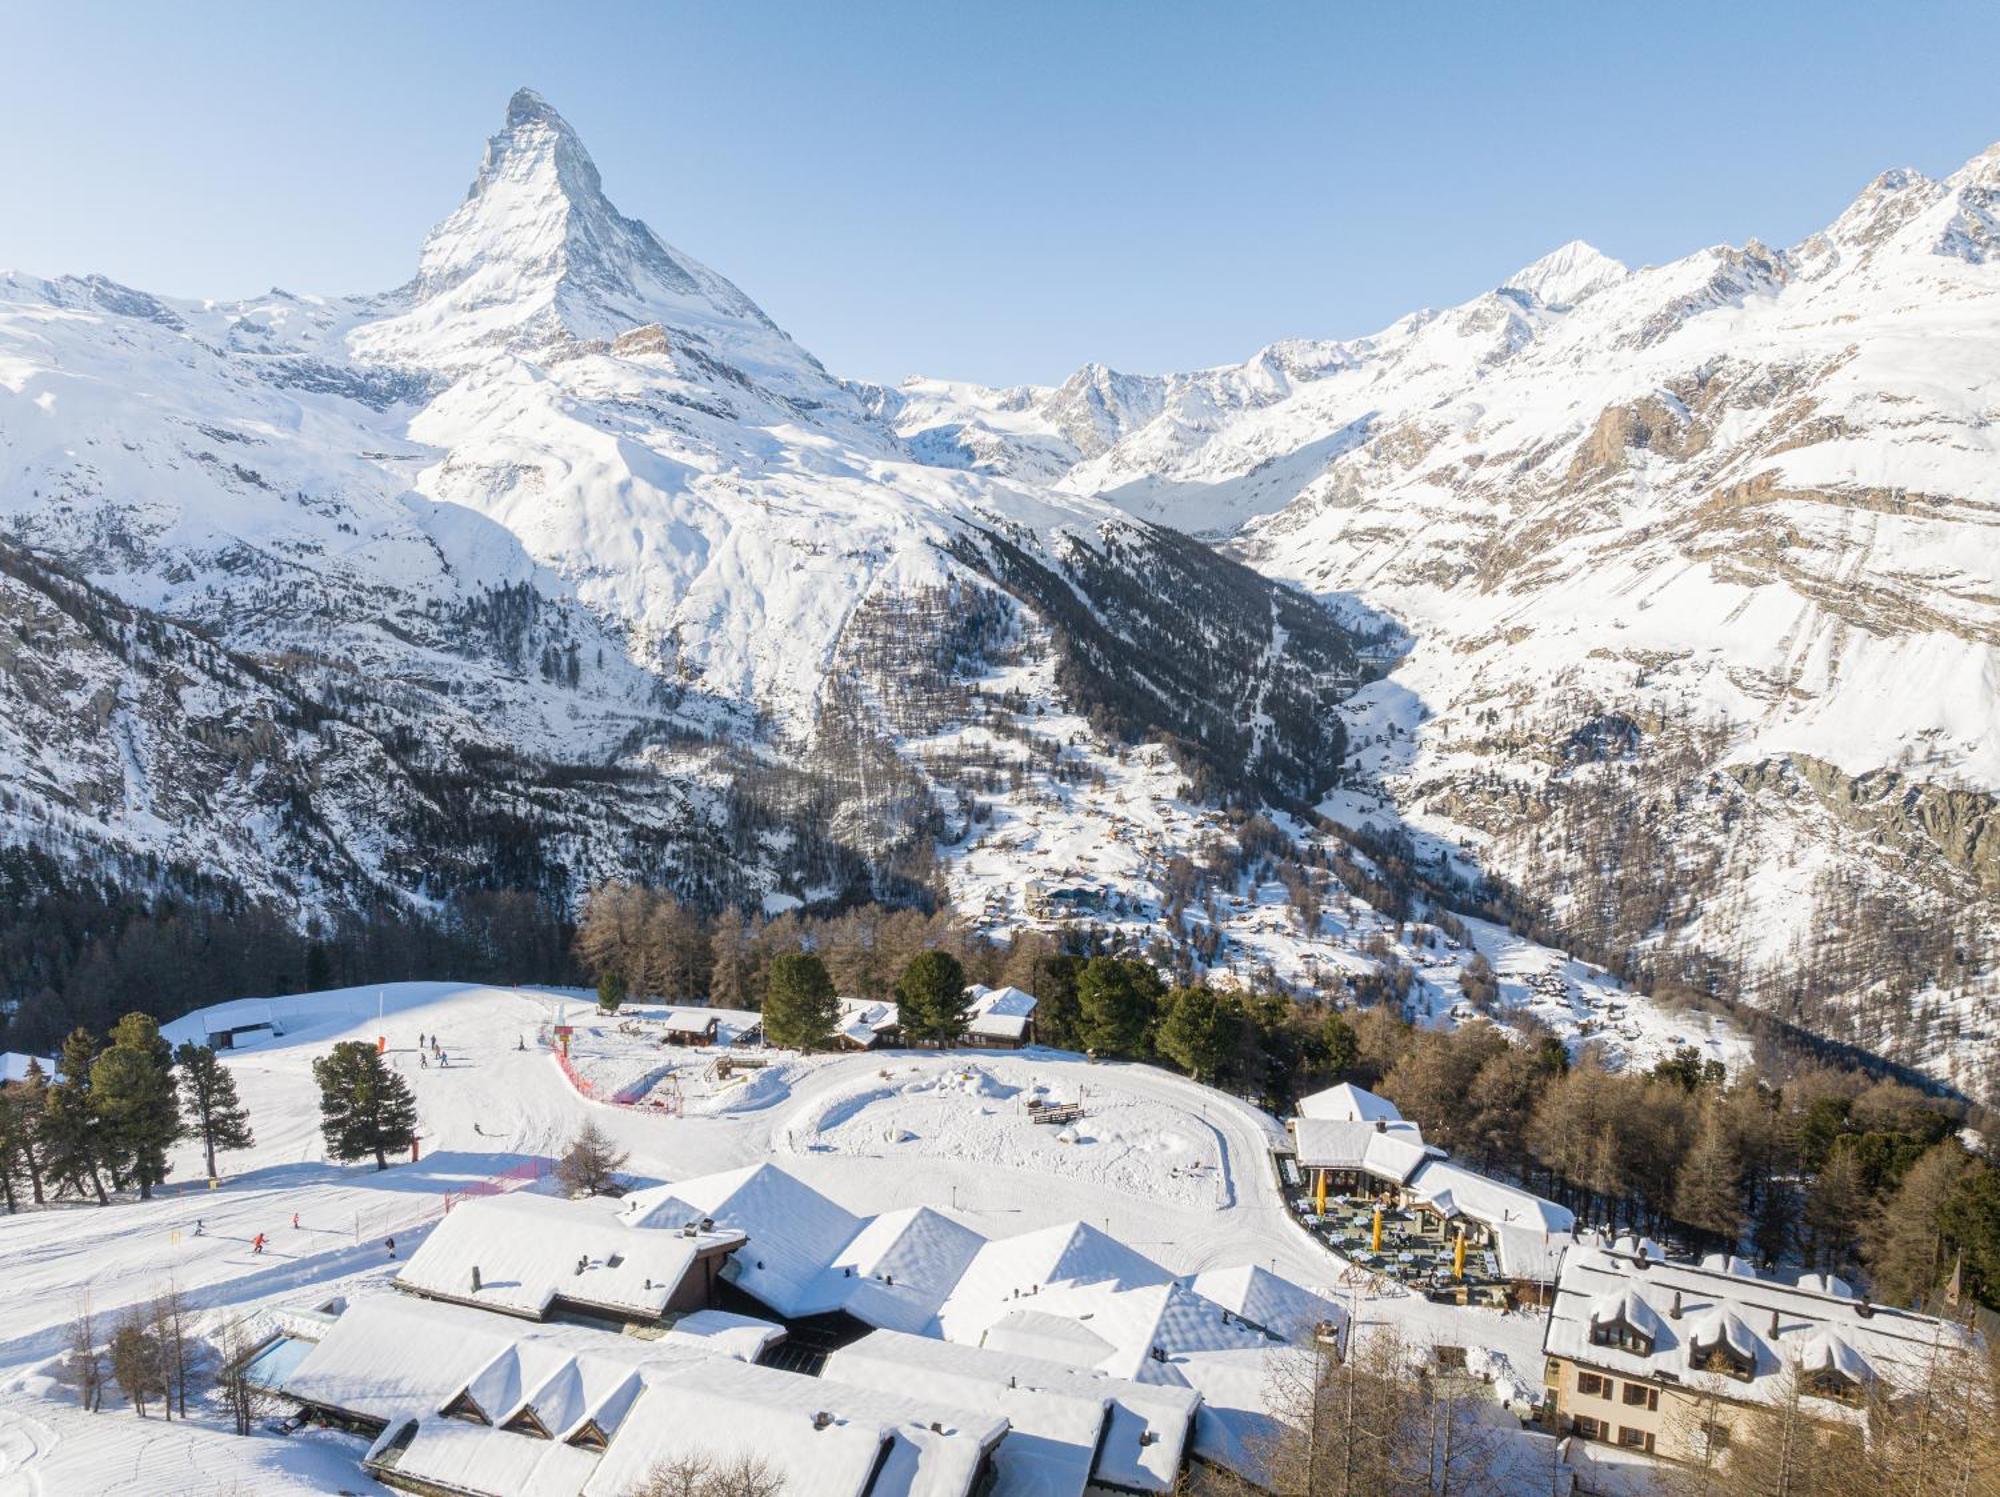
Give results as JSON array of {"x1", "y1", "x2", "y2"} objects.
[
  {"x1": 1453, "y1": 1229, "x2": 1466, "y2": 1280},
  {"x1": 1371, "y1": 1204, "x2": 1383, "y2": 1254},
  {"x1": 1315, "y1": 1170, "x2": 1327, "y2": 1217}
]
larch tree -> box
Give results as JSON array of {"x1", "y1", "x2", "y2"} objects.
[
  {"x1": 893, "y1": 950, "x2": 969, "y2": 1047},
  {"x1": 555, "y1": 1118, "x2": 631, "y2": 1198},
  {"x1": 175, "y1": 1042, "x2": 255, "y2": 1181},
  {"x1": 1674, "y1": 1100, "x2": 1747, "y2": 1249},
  {"x1": 1864, "y1": 1140, "x2": 1968, "y2": 1305},
  {"x1": 761, "y1": 953, "x2": 837, "y2": 1051},
  {"x1": 1075, "y1": 956, "x2": 1162, "y2": 1058},
  {"x1": 312, "y1": 1041, "x2": 419, "y2": 1170}
]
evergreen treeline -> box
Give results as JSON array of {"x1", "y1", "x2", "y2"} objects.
[{"x1": 0, "y1": 1017, "x2": 255, "y2": 1211}]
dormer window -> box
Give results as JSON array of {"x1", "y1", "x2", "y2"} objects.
[
  {"x1": 1691, "y1": 1337, "x2": 1754, "y2": 1381},
  {"x1": 1589, "y1": 1316, "x2": 1654, "y2": 1356},
  {"x1": 441, "y1": 1389, "x2": 491, "y2": 1425},
  {"x1": 502, "y1": 1405, "x2": 553, "y2": 1439},
  {"x1": 1802, "y1": 1366, "x2": 1863, "y2": 1406}
]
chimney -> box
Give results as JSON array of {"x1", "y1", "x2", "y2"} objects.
[
  {"x1": 1670, "y1": 1290, "x2": 1681, "y2": 1319},
  {"x1": 471, "y1": 1266, "x2": 482, "y2": 1292},
  {"x1": 1769, "y1": 1309, "x2": 1780, "y2": 1337},
  {"x1": 813, "y1": 1411, "x2": 833, "y2": 1431},
  {"x1": 1375, "y1": 1120, "x2": 1386, "y2": 1133}
]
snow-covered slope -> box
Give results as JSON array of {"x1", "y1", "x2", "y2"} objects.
[
  {"x1": 897, "y1": 150, "x2": 2000, "y2": 1089},
  {"x1": 0, "y1": 90, "x2": 1355, "y2": 917}
]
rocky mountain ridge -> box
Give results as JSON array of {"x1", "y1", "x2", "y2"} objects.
[{"x1": 893, "y1": 144, "x2": 2000, "y2": 1091}]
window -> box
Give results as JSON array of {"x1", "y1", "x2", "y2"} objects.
[
  {"x1": 1702, "y1": 1422, "x2": 1731, "y2": 1452},
  {"x1": 1623, "y1": 1383, "x2": 1659, "y2": 1410},
  {"x1": 1577, "y1": 1373, "x2": 1608, "y2": 1398},
  {"x1": 1589, "y1": 1320, "x2": 1653, "y2": 1355},
  {"x1": 1803, "y1": 1369, "x2": 1862, "y2": 1406},
  {"x1": 1617, "y1": 1428, "x2": 1655, "y2": 1452},
  {"x1": 1573, "y1": 1416, "x2": 1603, "y2": 1441}
]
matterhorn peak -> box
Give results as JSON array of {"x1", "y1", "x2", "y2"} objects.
[
  {"x1": 1503, "y1": 238, "x2": 1628, "y2": 307},
  {"x1": 350, "y1": 87, "x2": 783, "y2": 373}
]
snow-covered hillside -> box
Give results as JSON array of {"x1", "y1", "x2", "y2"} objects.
[
  {"x1": 894, "y1": 151, "x2": 2000, "y2": 1092},
  {"x1": 0, "y1": 90, "x2": 1354, "y2": 918}
]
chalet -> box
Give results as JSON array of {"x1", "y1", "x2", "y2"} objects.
[
  {"x1": 394, "y1": 1193, "x2": 744, "y2": 1328},
  {"x1": 835, "y1": 998, "x2": 902, "y2": 1050},
  {"x1": 1542, "y1": 1238, "x2": 1982, "y2": 1466},
  {"x1": 661, "y1": 1009, "x2": 720, "y2": 1047},
  {"x1": 964, "y1": 985, "x2": 1038, "y2": 1048}
]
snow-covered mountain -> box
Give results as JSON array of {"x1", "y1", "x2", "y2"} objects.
[
  {"x1": 0, "y1": 90, "x2": 1353, "y2": 918},
  {"x1": 894, "y1": 150, "x2": 2000, "y2": 1089}
]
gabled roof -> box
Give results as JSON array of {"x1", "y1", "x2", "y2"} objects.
[
  {"x1": 822, "y1": 1327, "x2": 1197, "y2": 1496},
  {"x1": 1294, "y1": 1082, "x2": 1404, "y2": 1124},
  {"x1": 1545, "y1": 1241, "x2": 1978, "y2": 1419},
  {"x1": 1186, "y1": 1264, "x2": 1340, "y2": 1342},
  {"x1": 397, "y1": 1192, "x2": 742, "y2": 1321},
  {"x1": 966, "y1": 985, "x2": 1038, "y2": 1041},
  {"x1": 935, "y1": 1220, "x2": 1169, "y2": 1344},
  {"x1": 622, "y1": 1164, "x2": 863, "y2": 1316},
  {"x1": 817, "y1": 1206, "x2": 988, "y2": 1331}
]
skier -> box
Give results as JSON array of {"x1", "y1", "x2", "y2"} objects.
[
  {"x1": 252, "y1": 1233, "x2": 267, "y2": 1255},
  {"x1": 292, "y1": 1212, "x2": 300, "y2": 1230},
  {"x1": 385, "y1": 1236, "x2": 397, "y2": 1260},
  {"x1": 420, "y1": 1051, "x2": 428, "y2": 1068},
  {"x1": 193, "y1": 1218, "x2": 205, "y2": 1237},
  {"x1": 439, "y1": 1050, "x2": 449, "y2": 1068},
  {"x1": 517, "y1": 1034, "x2": 525, "y2": 1051}
]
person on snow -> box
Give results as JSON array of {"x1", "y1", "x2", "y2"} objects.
[
  {"x1": 385, "y1": 1236, "x2": 396, "y2": 1260},
  {"x1": 292, "y1": 1212, "x2": 300, "y2": 1230},
  {"x1": 193, "y1": 1219, "x2": 204, "y2": 1237},
  {"x1": 252, "y1": 1233, "x2": 267, "y2": 1255}
]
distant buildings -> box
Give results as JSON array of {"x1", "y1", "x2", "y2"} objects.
[
  {"x1": 833, "y1": 986, "x2": 1038, "y2": 1051},
  {"x1": 1541, "y1": 1238, "x2": 1980, "y2": 1465}
]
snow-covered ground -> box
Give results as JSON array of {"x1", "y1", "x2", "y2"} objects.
[{"x1": 0, "y1": 981, "x2": 1574, "y2": 1495}]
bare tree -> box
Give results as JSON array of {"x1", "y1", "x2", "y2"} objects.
[
  {"x1": 56, "y1": 1289, "x2": 107, "y2": 1412},
  {"x1": 107, "y1": 1306, "x2": 167, "y2": 1418},
  {"x1": 214, "y1": 1315, "x2": 273, "y2": 1436},
  {"x1": 151, "y1": 1277, "x2": 201, "y2": 1419},
  {"x1": 630, "y1": 1451, "x2": 784, "y2": 1497},
  {"x1": 556, "y1": 1118, "x2": 631, "y2": 1198}
]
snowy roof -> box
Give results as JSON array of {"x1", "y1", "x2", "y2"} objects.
[
  {"x1": 662, "y1": 1008, "x2": 719, "y2": 1034},
  {"x1": 622, "y1": 1163, "x2": 864, "y2": 1316},
  {"x1": 385, "y1": 1413, "x2": 602, "y2": 1497},
  {"x1": 1294, "y1": 1082, "x2": 1403, "y2": 1124},
  {"x1": 657, "y1": 1308, "x2": 787, "y2": 1362},
  {"x1": 1185, "y1": 1264, "x2": 1342, "y2": 1342},
  {"x1": 935, "y1": 1220, "x2": 1169, "y2": 1344},
  {"x1": 823, "y1": 1328, "x2": 1197, "y2": 1496},
  {"x1": 966, "y1": 985, "x2": 1038, "y2": 1040},
  {"x1": 1289, "y1": 1118, "x2": 1430, "y2": 1182},
  {"x1": 816, "y1": 1206, "x2": 988, "y2": 1331},
  {"x1": 396, "y1": 1192, "x2": 742, "y2": 1321},
  {"x1": 1544, "y1": 1242, "x2": 1977, "y2": 1416},
  {"x1": 837, "y1": 998, "x2": 902, "y2": 1046},
  {"x1": 824, "y1": 1331, "x2": 1112, "y2": 1497},
  {"x1": 583, "y1": 1355, "x2": 1008, "y2": 1497}
]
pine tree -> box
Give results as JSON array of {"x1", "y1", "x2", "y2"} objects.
[
  {"x1": 762, "y1": 954, "x2": 837, "y2": 1051},
  {"x1": 1155, "y1": 986, "x2": 1241, "y2": 1083},
  {"x1": 1075, "y1": 957, "x2": 1162, "y2": 1057},
  {"x1": 92, "y1": 1014, "x2": 182, "y2": 1200},
  {"x1": 312, "y1": 1041, "x2": 419, "y2": 1170},
  {"x1": 1320, "y1": 1011, "x2": 1359, "y2": 1079},
  {"x1": 597, "y1": 970, "x2": 628, "y2": 1015},
  {"x1": 175, "y1": 1042, "x2": 254, "y2": 1180},
  {"x1": 1034, "y1": 954, "x2": 1085, "y2": 1051},
  {"x1": 42, "y1": 1029, "x2": 109, "y2": 1205},
  {"x1": 12, "y1": 1059, "x2": 48, "y2": 1205},
  {"x1": 894, "y1": 951, "x2": 969, "y2": 1047}
]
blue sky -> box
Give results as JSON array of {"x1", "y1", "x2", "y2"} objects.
[{"x1": 7, "y1": 2, "x2": 1998, "y2": 385}]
